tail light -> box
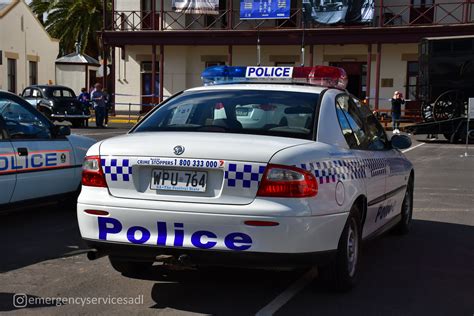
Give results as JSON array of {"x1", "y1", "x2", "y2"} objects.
[
  {"x1": 257, "y1": 164, "x2": 318, "y2": 198},
  {"x1": 82, "y1": 156, "x2": 107, "y2": 187}
]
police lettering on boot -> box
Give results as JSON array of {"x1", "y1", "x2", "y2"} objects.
[
  {"x1": 98, "y1": 217, "x2": 253, "y2": 251},
  {"x1": 0, "y1": 150, "x2": 70, "y2": 174}
]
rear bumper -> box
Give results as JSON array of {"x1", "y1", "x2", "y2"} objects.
[
  {"x1": 77, "y1": 201, "x2": 348, "y2": 267},
  {"x1": 84, "y1": 239, "x2": 337, "y2": 268}
]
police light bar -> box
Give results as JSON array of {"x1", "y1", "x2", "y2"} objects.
[{"x1": 201, "y1": 66, "x2": 348, "y2": 89}]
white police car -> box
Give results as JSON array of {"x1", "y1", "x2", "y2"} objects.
[
  {"x1": 0, "y1": 91, "x2": 96, "y2": 209},
  {"x1": 78, "y1": 66, "x2": 414, "y2": 290}
]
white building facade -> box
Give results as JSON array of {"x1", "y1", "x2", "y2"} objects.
[
  {"x1": 0, "y1": 0, "x2": 59, "y2": 94},
  {"x1": 102, "y1": 0, "x2": 473, "y2": 113}
]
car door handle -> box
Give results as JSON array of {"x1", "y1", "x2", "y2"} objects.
[{"x1": 17, "y1": 147, "x2": 28, "y2": 157}]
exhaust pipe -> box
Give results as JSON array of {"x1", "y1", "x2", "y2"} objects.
[{"x1": 87, "y1": 249, "x2": 106, "y2": 261}]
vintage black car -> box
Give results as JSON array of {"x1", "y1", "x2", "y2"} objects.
[{"x1": 21, "y1": 85, "x2": 90, "y2": 127}]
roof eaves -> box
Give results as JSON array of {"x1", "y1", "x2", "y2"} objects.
[{"x1": 0, "y1": 0, "x2": 19, "y2": 18}]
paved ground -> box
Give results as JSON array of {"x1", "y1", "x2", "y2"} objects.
[{"x1": 0, "y1": 126, "x2": 473, "y2": 315}]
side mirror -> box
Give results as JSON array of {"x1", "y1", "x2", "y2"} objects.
[
  {"x1": 53, "y1": 125, "x2": 71, "y2": 137},
  {"x1": 391, "y1": 134, "x2": 412, "y2": 150}
]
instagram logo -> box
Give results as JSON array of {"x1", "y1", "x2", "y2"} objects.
[{"x1": 13, "y1": 294, "x2": 28, "y2": 308}]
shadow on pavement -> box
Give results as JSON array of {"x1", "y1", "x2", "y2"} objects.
[
  {"x1": 149, "y1": 267, "x2": 304, "y2": 315},
  {"x1": 146, "y1": 220, "x2": 473, "y2": 315},
  {"x1": 0, "y1": 205, "x2": 88, "y2": 273},
  {"x1": 278, "y1": 219, "x2": 474, "y2": 315}
]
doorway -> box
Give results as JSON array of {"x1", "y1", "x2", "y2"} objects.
[
  {"x1": 140, "y1": 61, "x2": 159, "y2": 113},
  {"x1": 330, "y1": 62, "x2": 367, "y2": 99}
]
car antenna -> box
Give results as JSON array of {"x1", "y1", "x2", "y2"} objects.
[{"x1": 257, "y1": 29, "x2": 261, "y2": 66}]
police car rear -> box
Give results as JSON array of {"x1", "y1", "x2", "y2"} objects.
[{"x1": 78, "y1": 66, "x2": 362, "y2": 290}]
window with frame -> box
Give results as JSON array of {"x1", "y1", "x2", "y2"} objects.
[
  {"x1": 0, "y1": 98, "x2": 52, "y2": 139},
  {"x1": 22, "y1": 88, "x2": 32, "y2": 98},
  {"x1": 7, "y1": 59, "x2": 16, "y2": 93},
  {"x1": 29, "y1": 61, "x2": 38, "y2": 85},
  {"x1": 335, "y1": 94, "x2": 370, "y2": 149},
  {"x1": 32, "y1": 89, "x2": 42, "y2": 98},
  {"x1": 205, "y1": 61, "x2": 226, "y2": 68},
  {"x1": 355, "y1": 99, "x2": 390, "y2": 150},
  {"x1": 275, "y1": 62, "x2": 295, "y2": 67}
]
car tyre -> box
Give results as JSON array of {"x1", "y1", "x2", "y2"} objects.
[
  {"x1": 319, "y1": 206, "x2": 362, "y2": 292},
  {"x1": 109, "y1": 257, "x2": 153, "y2": 278},
  {"x1": 393, "y1": 176, "x2": 414, "y2": 235}
]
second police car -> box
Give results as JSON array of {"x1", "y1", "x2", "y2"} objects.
[
  {"x1": 0, "y1": 91, "x2": 96, "y2": 209},
  {"x1": 78, "y1": 65, "x2": 414, "y2": 291}
]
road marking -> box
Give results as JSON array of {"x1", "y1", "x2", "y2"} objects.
[
  {"x1": 255, "y1": 267, "x2": 318, "y2": 316},
  {"x1": 402, "y1": 142, "x2": 425, "y2": 153}
]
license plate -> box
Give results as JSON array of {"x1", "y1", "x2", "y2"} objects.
[{"x1": 151, "y1": 169, "x2": 207, "y2": 192}]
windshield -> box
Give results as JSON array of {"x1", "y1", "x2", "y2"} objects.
[
  {"x1": 134, "y1": 89, "x2": 320, "y2": 140},
  {"x1": 45, "y1": 88, "x2": 76, "y2": 98}
]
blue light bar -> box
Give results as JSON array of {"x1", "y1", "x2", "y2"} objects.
[
  {"x1": 200, "y1": 65, "x2": 348, "y2": 89},
  {"x1": 201, "y1": 66, "x2": 247, "y2": 85}
]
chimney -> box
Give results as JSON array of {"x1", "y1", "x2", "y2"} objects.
[{"x1": 75, "y1": 42, "x2": 81, "y2": 54}]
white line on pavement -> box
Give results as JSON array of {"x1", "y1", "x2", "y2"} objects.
[
  {"x1": 402, "y1": 142, "x2": 425, "y2": 153},
  {"x1": 255, "y1": 267, "x2": 318, "y2": 316}
]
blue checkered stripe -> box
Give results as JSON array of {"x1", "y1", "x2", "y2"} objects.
[
  {"x1": 300, "y1": 160, "x2": 367, "y2": 184},
  {"x1": 101, "y1": 158, "x2": 133, "y2": 182},
  {"x1": 225, "y1": 163, "x2": 266, "y2": 188},
  {"x1": 363, "y1": 158, "x2": 387, "y2": 177}
]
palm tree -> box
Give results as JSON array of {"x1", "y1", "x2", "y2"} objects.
[{"x1": 30, "y1": 0, "x2": 105, "y2": 58}]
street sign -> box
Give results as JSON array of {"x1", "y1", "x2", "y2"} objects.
[{"x1": 240, "y1": 0, "x2": 291, "y2": 19}]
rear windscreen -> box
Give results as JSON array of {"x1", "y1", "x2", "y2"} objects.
[{"x1": 134, "y1": 90, "x2": 320, "y2": 140}]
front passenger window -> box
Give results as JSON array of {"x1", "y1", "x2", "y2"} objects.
[
  {"x1": 355, "y1": 98, "x2": 389, "y2": 150},
  {"x1": 0, "y1": 99, "x2": 51, "y2": 139},
  {"x1": 336, "y1": 95, "x2": 370, "y2": 149}
]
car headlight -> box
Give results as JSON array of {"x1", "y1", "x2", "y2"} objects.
[{"x1": 48, "y1": 100, "x2": 54, "y2": 106}]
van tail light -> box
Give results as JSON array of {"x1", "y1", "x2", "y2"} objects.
[
  {"x1": 257, "y1": 164, "x2": 318, "y2": 198},
  {"x1": 82, "y1": 156, "x2": 107, "y2": 187}
]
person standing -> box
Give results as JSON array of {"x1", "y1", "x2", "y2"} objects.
[
  {"x1": 78, "y1": 88, "x2": 90, "y2": 106},
  {"x1": 103, "y1": 89, "x2": 111, "y2": 127},
  {"x1": 77, "y1": 88, "x2": 91, "y2": 127},
  {"x1": 91, "y1": 83, "x2": 106, "y2": 128},
  {"x1": 391, "y1": 91, "x2": 405, "y2": 134}
]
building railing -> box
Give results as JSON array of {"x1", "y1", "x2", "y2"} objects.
[{"x1": 108, "y1": 2, "x2": 473, "y2": 31}]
